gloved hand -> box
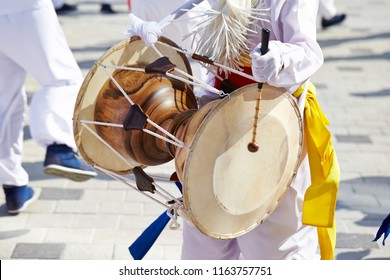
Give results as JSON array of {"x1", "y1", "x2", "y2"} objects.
[
  {"x1": 124, "y1": 13, "x2": 162, "y2": 46},
  {"x1": 250, "y1": 41, "x2": 284, "y2": 83}
]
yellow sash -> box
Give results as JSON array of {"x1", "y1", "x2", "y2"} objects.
[
  {"x1": 293, "y1": 82, "x2": 340, "y2": 260},
  {"x1": 233, "y1": 53, "x2": 339, "y2": 259}
]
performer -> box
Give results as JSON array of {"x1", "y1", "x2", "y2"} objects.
[
  {"x1": 0, "y1": 0, "x2": 97, "y2": 214},
  {"x1": 126, "y1": 0, "x2": 340, "y2": 260}
]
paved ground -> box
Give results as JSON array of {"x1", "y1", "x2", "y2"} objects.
[{"x1": 0, "y1": 0, "x2": 389, "y2": 260}]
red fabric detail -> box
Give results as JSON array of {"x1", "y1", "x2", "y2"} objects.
[{"x1": 214, "y1": 66, "x2": 254, "y2": 90}]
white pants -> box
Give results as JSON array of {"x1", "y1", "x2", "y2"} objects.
[
  {"x1": 181, "y1": 155, "x2": 319, "y2": 260},
  {"x1": 318, "y1": 0, "x2": 338, "y2": 19},
  {"x1": 182, "y1": 84, "x2": 319, "y2": 260},
  {"x1": 0, "y1": 3, "x2": 83, "y2": 186}
]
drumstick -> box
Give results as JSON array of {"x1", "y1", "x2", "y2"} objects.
[
  {"x1": 158, "y1": 0, "x2": 205, "y2": 29},
  {"x1": 248, "y1": 28, "x2": 270, "y2": 153}
]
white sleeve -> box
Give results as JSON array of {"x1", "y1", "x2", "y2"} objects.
[{"x1": 266, "y1": 0, "x2": 323, "y2": 92}]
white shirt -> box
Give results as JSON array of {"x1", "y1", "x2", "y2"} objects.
[
  {"x1": 249, "y1": 0, "x2": 323, "y2": 93},
  {"x1": 0, "y1": 0, "x2": 51, "y2": 15},
  {"x1": 201, "y1": 0, "x2": 323, "y2": 93}
]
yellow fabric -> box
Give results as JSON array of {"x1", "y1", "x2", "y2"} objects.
[
  {"x1": 293, "y1": 82, "x2": 340, "y2": 260},
  {"x1": 240, "y1": 53, "x2": 252, "y2": 67},
  {"x1": 317, "y1": 220, "x2": 337, "y2": 260}
]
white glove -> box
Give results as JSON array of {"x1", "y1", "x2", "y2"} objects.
[
  {"x1": 250, "y1": 41, "x2": 284, "y2": 83},
  {"x1": 124, "y1": 13, "x2": 162, "y2": 46}
]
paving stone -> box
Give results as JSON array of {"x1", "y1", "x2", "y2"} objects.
[
  {"x1": 83, "y1": 189, "x2": 127, "y2": 202},
  {"x1": 162, "y1": 245, "x2": 183, "y2": 260},
  {"x1": 112, "y1": 243, "x2": 133, "y2": 260},
  {"x1": 60, "y1": 244, "x2": 114, "y2": 260},
  {"x1": 98, "y1": 201, "x2": 143, "y2": 215},
  {"x1": 336, "y1": 233, "x2": 379, "y2": 251},
  {"x1": 45, "y1": 229, "x2": 93, "y2": 243},
  {"x1": 0, "y1": 214, "x2": 28, "y2": 230},
  {"x1": 93, "y1": 229, "x2": 138, "y2": 244},
  {"x1": 71, "y1": 214, "x2": 120, "y2": 228},
  {"x1": 0, "y1": 242, "x2": 16, "y2": 259},
  {"x1": 335, "y1": 248, "x2": 375, "y2": 260},
  {"x1": 0, "y1": 228, "x2": 47, "y2": 244},
  {"x1": 26, "y1": 213, "x2": 73, "y2": 228},
  {"x1": 55, "y1": 201, "x2": 99, "y2": 214},
  {"x1": 336, "y1": 134, "x2": 372, "y2": 144},
  {"x1": 39, "y1": 188, "x2": 84, "y2": 200},
  {"x1": 0, "y1": 229, "x2": 31, "y2": 241},
  {"x1": 24, "y1": 200, "x2": 57, "y2": 213},
  {"x1": 119, "y1": 214, "x2": 163, "y2": 230},
  {"x1": 11, "y1": 243, "x2": 65, "y2": 259}
]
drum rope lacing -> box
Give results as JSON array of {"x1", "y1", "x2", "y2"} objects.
[
  {"x1": 94, "y1": 164, "x2": 185, "y2": 229},
  {"x1": 80, "y1": 122, "x2": 136, "y2": 168},
  {"x1": 89, "y1": 62, "x2": 187, "y2": 150},
  {"x1": 80, "y1": 121, "x2": 183, "y2": 212},
  {"x1": 90, "y1": 41, "x2": 248, "y2": 153},
  {"x1": 150, "y1": 45, "x2": 222, "y2": 96},
  {"x1": 94, "y1": 165, "x2": 185, "y2": 211}
]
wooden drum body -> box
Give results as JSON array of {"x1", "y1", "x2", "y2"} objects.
[{"x1": 73, "y1": 37, "x2": 196, "y2": 174}]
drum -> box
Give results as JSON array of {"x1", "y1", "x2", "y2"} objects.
[
  {"x1": 73, "y1": 36, "x2": 304, "y2": 239},
  {"x1": 73, "y1": 36, "x2": 196, "y2": 174}
]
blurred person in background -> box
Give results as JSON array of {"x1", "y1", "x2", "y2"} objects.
[
  {"x1": 319, "y1": 0, "x2": 347, "y2": 29},
  {"x1": 0, "y1": 0, "x2": 97, "y2": 214},
  {"x1": 52, "y1": 0, "x2": 117, "y2": 15}
]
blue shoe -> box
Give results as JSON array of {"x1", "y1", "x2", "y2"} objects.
[
  {"x1": 100, "y1": 4, "x2": 116, "y2": 14},
  {"x1": 44, "y1": 144, "x2": 97, "y2": 182},
  {"x1": 321, "y1": 14, "x2": 347, "y2": 29},
  {"x1": 55, "y1": 4, "x2": 77, "y2": 15},
  {"x1": 3, "y1": 185, "x2": 37, "y2": 214}
]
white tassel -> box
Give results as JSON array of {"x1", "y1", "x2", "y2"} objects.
[{"x1": 184, "y1": 0, "x2": 269, "y2": 73}]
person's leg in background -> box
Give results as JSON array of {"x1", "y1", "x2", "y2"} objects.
[
  {"x1": 100, "y1": 0, "x2": 117, "y2": 14},
  {"x1": 51, "y1": 0, "x2": 77, "y2": 15},
  {"x1": 1, "y1": 4, "x2": 96, "y2": 187},
  {"x1": 0, "y1": 50, "x2": 37, "y2": 214},
  {"x1": 318, "y1": 0, "x2": 346, "y2": 29}
]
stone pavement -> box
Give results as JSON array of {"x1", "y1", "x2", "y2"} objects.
[{"x1": 0, "y1": 0, "x2": 389, "y2": 260}]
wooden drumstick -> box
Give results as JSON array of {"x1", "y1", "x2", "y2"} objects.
[{"x1": 248, "y1": 28, "x2": 270, "y2": 153}]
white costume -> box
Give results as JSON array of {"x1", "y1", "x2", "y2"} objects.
[
  {"x1": 126, "y1": 0, "x2": 328, "y2": 260},
  {"x1": 130, "y1": 0, "x2": 211, "y2": 53},
  {"x1": 180, "y1": 0, "x2": 324, "y2": 260},
  {"x1": 0, "y1": 0, "x2": 83, "y2": 186}
]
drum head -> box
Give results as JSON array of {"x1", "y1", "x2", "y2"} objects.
[
  {"x1": 182, "y1": 84, "x2": 303, "y2": 239},
  {"x1": 73, "y1": 37, "x2": 193, "y2": 174}
]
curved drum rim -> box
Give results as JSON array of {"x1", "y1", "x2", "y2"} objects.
[{"x1": 182, "y1": 83, "x2": 304, "y2": 239}]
